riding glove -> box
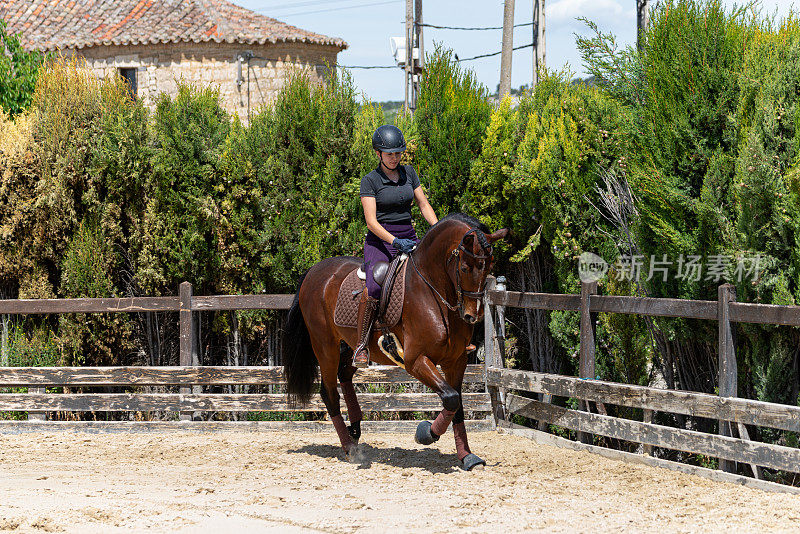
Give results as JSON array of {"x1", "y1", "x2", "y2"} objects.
[{"x1": 392, "y1": 238, "x2": 416, "y2": 254}]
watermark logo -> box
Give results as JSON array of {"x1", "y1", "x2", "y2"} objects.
[
  {"x1": 576, "y1": 253, "x2": 763, "y2": 284},
  {"x1": 578, "y1": 252, "x2": 609, "y2": 283}
]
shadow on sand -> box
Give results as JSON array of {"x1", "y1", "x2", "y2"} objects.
[{"x1": 288, "y1": 442, "x2": 491, "y2": 474}]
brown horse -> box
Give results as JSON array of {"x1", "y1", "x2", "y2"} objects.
[{"x1": 283, "y1": 213, "x2": 508, "y2": 470}]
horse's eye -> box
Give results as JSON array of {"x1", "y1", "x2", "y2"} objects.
[{"x1": 460, "y1": 263, "x2": 468, "y2": 273}]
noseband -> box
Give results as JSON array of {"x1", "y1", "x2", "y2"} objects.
[{"x1": 410, "y1": 228, "x2": 493, "y2": 316}]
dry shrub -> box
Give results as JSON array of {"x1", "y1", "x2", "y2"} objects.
[
  {"x1": 0, "y1": 109, "x2": 35, "y2": 163},
  {"x1": 31, "y1": 55, "x2": 102, "y2": 181}
]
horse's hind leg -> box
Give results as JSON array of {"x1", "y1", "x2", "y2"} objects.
[
  {"x1": 338, "y1": 344, "x2": 362, "y2": 442},
  {"x1": 309, "y1": 333, "x2": 356, "y2": 455}
]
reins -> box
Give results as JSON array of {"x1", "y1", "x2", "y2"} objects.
[
  {"x1": 410, "y1": 253, "x2": 460, "y2": 312},
  {"x1": 409, "y1": 227, "x2": 493, "y2": 316}
]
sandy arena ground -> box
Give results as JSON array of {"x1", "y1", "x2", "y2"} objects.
[{"x1": 1, "y1": 429, "x2": 799, "y2": 533}]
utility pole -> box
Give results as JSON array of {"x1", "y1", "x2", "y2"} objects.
[
  {"x1": 532, "y1": 0, "x2": 545, "y2": 89},
  {"x1": 499, "y1": 0, "x2": 516, "y2": 99},
  {"x1": 412, "y1": 0, "x2": 423, "y2": 110},
  {"x1": 637, "y1": 0, "x2": 649, "y2": 52},
  {"x1": 405, "y1": 0, "x2": 412, "y2": 112}
]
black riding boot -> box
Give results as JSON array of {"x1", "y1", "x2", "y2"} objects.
[{"x1": 353, "y1": 290, "x2": 378, "y2": 368}]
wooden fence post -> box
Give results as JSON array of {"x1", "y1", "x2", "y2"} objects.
[
  {"x1": 642, "y1": 409, "x2": 653, "y2": 456},
  {"x1": 484, "y1": 276, "x2": 506, "y2": 427},
  {"x1": 495, "y1": 276, "x2": 508, "y2": 421},
  {"x1": 495, "y1": 276, "x2": 508, "y2": 367},
  {"x1": 578, "y1": 280, "x2": 598, "y2": 444},
  {"x1": 179, "y1": 281, "x2": 194, "y2": 422},
  {"x1": 718, "y1": 283, "x2": 737, "y2": 473}
]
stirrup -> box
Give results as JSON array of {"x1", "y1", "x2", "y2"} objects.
[{"x1": 353, "y1": 348, "x2": 370, "y2": 368}]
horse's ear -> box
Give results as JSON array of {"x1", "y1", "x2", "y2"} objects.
[{"x1": 486, "y1": 228, "x2": 510, "y2": 243}]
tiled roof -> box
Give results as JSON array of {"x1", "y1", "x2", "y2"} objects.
[{"x1": 0, "y1": 0, "x2": 347, "y2": 51}]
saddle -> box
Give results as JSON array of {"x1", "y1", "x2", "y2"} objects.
[{"x1": 334, "y1": 254, "x2": 408, "y2": 330}]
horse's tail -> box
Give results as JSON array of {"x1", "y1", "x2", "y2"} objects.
[{"x1": 283, "y1": 271, "x2": 318, "y2": 405}]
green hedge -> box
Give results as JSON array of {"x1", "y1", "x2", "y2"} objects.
[{"x1": 0, "y1": 2, "x2": 798, "y2": 458}]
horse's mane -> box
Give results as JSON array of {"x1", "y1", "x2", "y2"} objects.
[
  {"x1": 431, "y1": 213, "x2": 490, "y2": 233},
  {"x1": 420, "y1": 212, "x2": 491, "y2": 250}
]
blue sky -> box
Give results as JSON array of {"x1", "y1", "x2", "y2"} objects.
[{"x1": 235, "y1": 0, "x2": 798, "y2": 102}]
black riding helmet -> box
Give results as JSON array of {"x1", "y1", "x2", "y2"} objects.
[{"x1": 372, "y1": 125, "x2": 406, "y2": 153}]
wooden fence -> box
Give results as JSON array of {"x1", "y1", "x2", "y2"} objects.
[
  {"x1": 3, "y1": 277, "x2": 800, "y2": 489},
  {"x1": 0, "y1": 282, "x2": 489, "y2": 430},
  {"x1": 483, "y1": 276, "x2": 800, "y2": 486}
]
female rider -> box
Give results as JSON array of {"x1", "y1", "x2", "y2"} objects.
[{"x1": 354, "y1": 125, "x2": 438, "y2": 367}]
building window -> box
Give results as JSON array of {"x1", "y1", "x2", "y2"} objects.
[{"x1": 118, "y1": 67, "x2": 138, "y2": 98}]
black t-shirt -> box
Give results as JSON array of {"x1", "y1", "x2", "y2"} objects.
[{"x1": 360, "y1": 164, "x2": 421, "y2": 224}]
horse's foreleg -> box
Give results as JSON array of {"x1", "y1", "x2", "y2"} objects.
[
  {"x1": 444, "y1": 359, "x2": 486, "y2": 471},
  {"x1": 407, "y1": 354, "x2": 460, "y2": 445},
  {"x1": 452, "y1": 397, "x2": 473, "y2": 462},
  {"x1": 338, "y1": 350, "x2": 362, "y2": 442}
]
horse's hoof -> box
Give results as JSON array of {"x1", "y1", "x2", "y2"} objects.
[
  {"x1": 348, "y1": 422, "x2": 362, "y2": 443},
  {"x1": 345, "y1": 443, "x2": 365, "y2": 463},
  {"x1": 461, "y1": 453, "x2": 486, "y2": 471},
  {"x1": 414, "y1": 421, "x2": 439, "y2": 445}
]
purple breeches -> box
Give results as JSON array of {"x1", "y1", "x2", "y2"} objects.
[{"x1": 364, "y1": 222, "x2": 417, "y2": 299}]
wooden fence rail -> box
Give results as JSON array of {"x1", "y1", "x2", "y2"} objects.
[
  {"x1": 487, "y1": 368, "x2": 800, "y2": 474},
  {"x1": 0, "y1": 294, "x2": 295, "y2": 315},
  {"x1": 488, "y1": 289, "x2": 800, "y2": 326},
  {"x1": 504, "y1": 392, "x2": 800, "y2": 473},
  {"x1": 0, "y1": 282, "x2": 488, "y2": 425},
  {"x1": 4, "y1": 276, "x2": 800, "y2": 485},
  {"x1": 485, "y1": 368, "x2": 800, "y2": 433},
  {"x1": 483, "y1": 277, "x2": 800, "y2": 482},
  {"x1": 0, "y1": 365, "x2": 485, "y2": 387},
  {"x1": 0, "y1": 392, "x2": 491, "y2": 413},
  {"x1": 0, "y1": 365, "x2": 488, "y2": 415}
]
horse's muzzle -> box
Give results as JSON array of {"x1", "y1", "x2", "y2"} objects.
[{"x1": 463, "y1": 313, "x2": 478, "y2": 325}]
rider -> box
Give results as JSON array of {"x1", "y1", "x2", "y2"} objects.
[{"x1": 353, "y1": 125, "x2": 438, "y2": 367}]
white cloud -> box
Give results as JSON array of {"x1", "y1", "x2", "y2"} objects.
[{"x1": 547, "y1": 0, "x2": 633, "y2": 24}]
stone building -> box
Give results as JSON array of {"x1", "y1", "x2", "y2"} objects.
[{"x1": 1, "y1": 0, "x2": 348, "y2": 121}]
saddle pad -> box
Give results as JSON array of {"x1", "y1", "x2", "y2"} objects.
[
  {"x1": 333, "y1": 260, "x2": 408, "y2": 329},
  {"x1": 333, "y1": 269, "x2": 365, "y2": 328}
]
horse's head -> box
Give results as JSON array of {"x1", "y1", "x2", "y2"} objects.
[{"x1": 447, "y1": 226, "x2": 509, "y2": 324}]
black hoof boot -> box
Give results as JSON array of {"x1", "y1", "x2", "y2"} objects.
[
  {"x1": 414, "y1": 421, "x2": 440, "y2": 445},
  {"x1": 348, "y1": 421, "x2": 362, "y2": 443},
  {"x1": 461, "y1": 453, "x2": 486, "y2": 471}
]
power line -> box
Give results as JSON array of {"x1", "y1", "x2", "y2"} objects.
[
  {"x1": 336, "y1": 64, "x2": 396, "y2": 69},
  {"x1": 256, "y1": 0, "x2": 354, "y2": 11},
  {"x1": 277, "y1": 0, "x2": 402, "y2": 17},
  {"x1": 457, "y1": 42, "x2": 533, "y2": 62},
  {"x1": 256, "y1": 0, "x2": 381, "y2": 13},
  {"x1": 246, "y1": 54, "x2": 396, "y2": 69},
  {"x1": 338, "y1": 41, "x2": 536, "y2": 68},
  {"x1": 416, "y1": 21, "x2": 534, "y2": 31},
  {"x1": 256, "y1": 0, "x2": 361, "y2": 11},
  {"x1": 248, "y1": 43, "x2": 537, "y2": 70}
]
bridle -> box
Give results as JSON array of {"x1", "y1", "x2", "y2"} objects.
[{"x1": 410, "y1": 228, "x2": 493, "y2": 318}]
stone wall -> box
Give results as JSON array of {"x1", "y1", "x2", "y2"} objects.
[{"x1": 67, "y1": 41, "x2": 341, "y2": 121}]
